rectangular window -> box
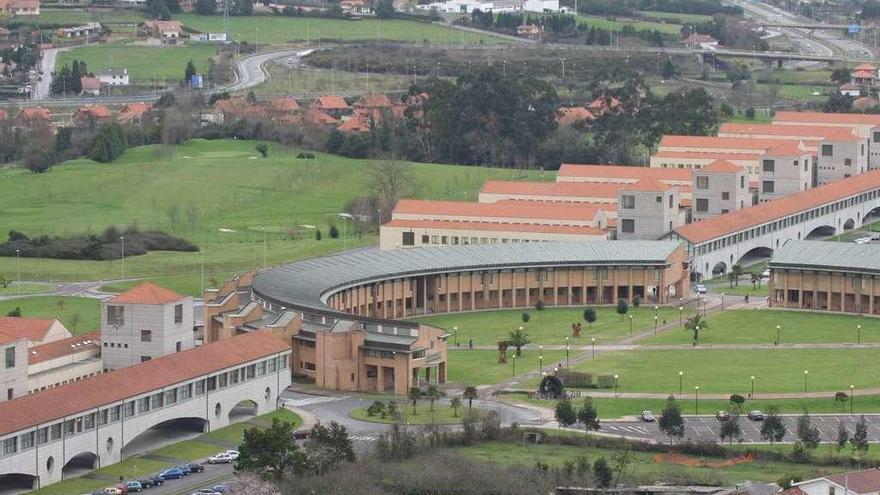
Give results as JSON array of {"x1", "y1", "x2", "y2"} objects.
[
  {"x1": 669, "y1": 194, "x2": 674, "y2": 208},
  {"x1": 140, "y1": 330, "x2": 152, "y2": 342},
  {"x1": 230, "y1": 369, "x2": 240, "y2": 385},
  {"x1": 721, "y1": 192, "x2": 730, "y2": 200},
  {"x1": 206, "y1": 376, "x2": 217, "y2": 391},
  {"x1": 740, "y1": 176, "x2": 746, "y2": 189},
  {"x1": 280, "y1": 355, "x2": 288, "y2": 369},
  {"x1": 246, "y1": 364, "x2": 256, "y2": 379},
  {"x1": 696, "y1": 198, "x2": 709, "y2": 212},
  {"x1": 180, "y1": 384, "x2": 192, "y2": 400},
  {"x1": 257, "y1": 362, "x2": 267, "y2": 376},
  {"x1": 822, "y1": 144, "x2": 833, "y2": 157},
  {"x1": 196, "y1": 380, "x2": 206, "y2": 395},
  {"x1": 845, "y1": 158, "x2": 852, "y2": 166},
  {"x1": 268, "y1": 358, "x2": 278, "y2": 373},
  {"x1": 96, "y1": 411, "x2": 108, "y2": 427},
  {"x1": 138, "y1": 397, "x2": 151, "y2": 413},
  {"x1": 4, "y1": 347, "x2": 14, "y2": 369},
  {"x1": 107, "y1": 306, "x2": 124, "y2": 326},
  {"x1": 50, "y1": 424, "x2": 62, "y2": 440},
  {"x1": 430, "y1": 235, "x2": 439, "y2": 244},
  {"x1": 762, "y1": 181, "x2": 775, "y2": 194},
  {"x1": 123, "y1": 402, "x2": 135, "y2": 418},
  {"x1": 110, "y1": 406, "x2": 121, "y2": 422},
  {"x1": 20, "y1": 432, "x2": 33, "y2": 450},
  {"x1": 140, "y1": 356, "x2": 151, "y2": 362},
  {"x1": 621, "y1": 219, "x2": 635, "y2": 233},
  {"x1": 441, "y1": 236, "x2": 447, "y2": 244},
  {"x1": 84, "y1": 413, "x2": 95, "y2": 430},
  {"x1": 151, "y1": 393, "x2": 164, "y2": 409},
  {"x1": 219, "y1": 373, "x2": 228, "y2": 388},
  {"x1": 402, "y1": 232, "x2": 415, "y2": 246},
  {"x1": 696, "y1": 176, "x2": 709, "y2": 189},
  {"x1": 303, "y1": 362, "x2": 316, "y2": 371},
  {"x1": 164, "y1": 389, "x2": 178, "y2": 405},
  {"x1": 762, "y1": 159, "x2": 775, "y2": 172},
  {"x1": 621, "y1": 195, "x2": 635, "y2": 209},
  {"x1": 174, "y1": 304, "x2": 183, "y2": 323},
  {"x1": 36, "y1": 428, "x2": 48, "y2": 445},
  {"x1": 874, "y1": 131, "x2": 880, "y2": 143},
  {"x1": 3, "y1": 437, "x2": 17, "y2": 455}
]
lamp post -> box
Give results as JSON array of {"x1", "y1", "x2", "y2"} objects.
[
  {"x1": 565, "y1": 337, "x2": 570, "y2": 368},
  {"x1": 721, "y1": 292, "x2": 725, "y2": 310},
  {"x1": 857, "y1": 324, "x2": 862, "y2": 345},
  {"x1": 776, "y1": 324, "x2": 781, "y2": 345},
  {"x1": 851, "y1": 384, "x2": 855, "y2": 414},
  {"x1": 653, "y1": 305, "x2": 658, "y2": 317},
  {"x1": 453, "y1": 326, "x2": 459, "y2": 347},
  {"x1": 120, "y1": 236, "x2": 125, "y2": 280},
  {"x1": 804, "y1": 370, "x2": 809, "y2": 393},
  {"x1": 539, "y1": 345, "x2": 543, "y2": 374},
  {"x1": 678, "y1": 305, "x2": 683, "y2": 326},
  {"x1": 512, "y1": 354, "x2": 516, "y2": 376},
  {"x1": 15, "y1": 248, "x2": 20, "y2": 295},
  {"x1": 629, "y1": 314, "x2": 633, "y2": 335},
  {"x1": 654, "y1": 315, "x2": 658, "y2": 336},
  {"x1": 678, "y1": 370, "x2": 683, "y2": 397},
  {"x1": 614, "y1": 374, "x2": 619, "y2": 397},
  {"x1": 338, "y1": 212, "x2": 353, "y2": 249},
  {"x1": 750, "y1": 375, "x2": 755, "y2": 398},
  {"x1": 694, "y1": 385, "x2": 699, "y2": 414},
  {"x1": 591, "y1": 337, "x2": 596, "y2": 357},
  {"x1": 695, "y1": 325, "x2": 700, "y2": 346}
]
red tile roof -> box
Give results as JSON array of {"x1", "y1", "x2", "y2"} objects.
[
  {"x1": 621, "y1": 178, "x2": 671, "y2": 192},
  {"x1": 118, "y1": 102, "x2": 151, "y2": 123},
  {"x1": 0, "y1": 317, "x2": 58, "y2": 342},
  {"x1": 74, "y1": 105, "x2": 111, "y2": 119},
  {"x1": 305, "y1": 107, "x2": 339, "y2": 126},
  {"x1": 855, "y1": 63, "x2": 876, "y2": 71},
  {"x1": 80, "y1": 77, "x2": 101, "y2": 91},
  {"x1": 674, "y1": 168, "x2": 880, "y2": 244},
  {"x1": 652, "y1": 150, "x2": 763, "y2": 161},
  {"x1": 556, "y1": 106, "x2": 594, "y2": 126},
  {"x1": 354, "y1": 93, "x2": 393, "y2": 109},
  {"x1": 825, "y1": 469, "x2": 880, "y2": 494},
  {"x1": 17, "y1": 107, "x2": 51, "y2": 122},
  {"x1": 718, "y1": 123, "x2": 861, "y2": 142},
  {"x1": 338, "y1": 112, "x2": 372, "y2": 133},
  {"x1": 0, "y1": 331, "x2": 289, "y2": 437},
  {"x1": 765, "y1": 142, "x2": 808, "y2": 156},
  {"x1": 853, "y1": 70, "x2": 875, "y2": 79},
  {"x1": 268, "y1": 96, "x2": 300, "y2": 112},
  {"x1": 29, "y1": 331, "x2": 100, "y2": 365},
  {"x1": 393, "y1": 199, "x2": 609, "y2": 222},
  {"x1": 0, "y1": 330, "x2": 23, "y2": 345},
  {"x1": 659, "y1": 135, "x2": 810, "y2": 151},
  {"x1": 774, "y1": 111, "x2": 880, "y2": 126},
  {"x1": 557, "y1": 164, "x2": 693, "y2": 182},
  {"x1": 108, "y1": 282, "x2": 185, "y2": 305},
  {"x1": 383, "y1": 219, "x2": 609, "y2": 236},
  {"x1": 701, "y1": 160, "x2": 743, "y2": 173},
  {"x1": 313, "y1": 95, "x2": 350, "y2": 110},
  {"x1": 480, "y1": 180, "x2": 623, "y2": 199}
]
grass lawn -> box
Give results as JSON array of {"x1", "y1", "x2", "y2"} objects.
[
  {"x1": 0, "y1": 139, "x2": 541, "y2": 295},
  {"x1": 459, "y1": 440, "x2": 842, "y2": 485},
  {"x1": 568, "y1": 348, "x2": 880, "y2": 394},
  {"x1": 635, "y1": 10, "x2": 713, "y2": 24},
  {"x1": 445, "y1": 349, "x2": 567, "y2": 386},
  {"x1": 828, "y1": 219, "x2": 880, "y2": 242},
  {"x1": 252, "y1": 64, "x2": 412, "y2": 96},
  {"x1": 177, "y1": 13, "x2": 501, "y2": 44},
  {"x1": 758, "y1": 69, "x2": 833, "y2": 85},
  {"x1": 707, "y1": 283, "x2": 768, "y2": 297},
  {"x1": 350, "y1": 405, "x2": 479, "y2": 424},
  {"x1": 0, "y1": 296, "x2": 100, "y2": 334},
  {"x1": 643, "y1": 309, "x2": 880, "y2": 346},
  {"x1": 0, "y1": 282, "x2": 53, "y2": 295},
  {"x1": 575, "y1": 14, "x2": 682, "y2": 35},
  {"x1": 56, "y1": 43, "x2": 217, "y2": 82},
  {"x1": 416, "y1": 306, "x2": 682, "y2": 346},
  {"x1": 1, "y1": 8, "x2": 144, "y2": 25},
  {"x1": 505, "y1": 392, "x2": 880, "y2": 417},
  {"x1": 773, "y1": 84, "x2": 827, "y2": 101}
]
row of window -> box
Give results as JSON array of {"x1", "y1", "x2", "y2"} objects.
[
  {"x1": 106, "y1": 304, "x2": 185, "y2": 327},
  {"x1": 0, "y1": 354, "x2": 288, "y2": 458},
  {"x1": 401, "y1": 232, "x2": 555, "y2": 247},
  {"x1": 695, "y1": 175, "x2": 747, "y2": 190},
  {"x1": 691, "y1": 189, "x2": 880, "y2": 254},
  {"x1": 621, "y1": 193, "x2": 674, "y2": 210}
]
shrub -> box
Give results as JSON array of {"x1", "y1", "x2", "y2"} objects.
[
  {"x1": 729, "y1": 394, "x2": 745, "y2": 405},
  {"x1": 535, "y1": 300, "x2": 545, "y2": 311},
  {"x1": 329, "y1": 225, "x2": 340, "y2": 238},
  {"x1": 0, "y1": 228, "x2": 197, "y2": 261},
  {"x1": 366, "y1": 401, "x2": 386, "y2": 418},
  {"x1": 315, "y1": 229, "x2": 322, "y2": 240},
  {"x1": 557, "y1": 369, "x2": 594, "y2": 388},
  {"x1": 597, "y1": 375, "x2": 616, "y2": 389}
]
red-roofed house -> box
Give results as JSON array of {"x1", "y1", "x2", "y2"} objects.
[
  {"x1": 771, "y1": 111, "x2": 880, "y2": 168},
  {"x1": 851, "y1": 63, "x2": 878, "y2": 87},
  {"x1": 337, "y1": 111, "x2": 373, "y2": 133},
  {"x1": 0, "y1": 0, "x2": 40, "y2": 16},
  {"x1": 684, "y1": 33, "x2": 719, "y2": 49},
  {"x1": 794, "y1": 469, "x2": 880, "y2": 495},
  {"x1": 27, "y1": 331, "x2": 102, "y2": 393},
  {"x1": 0, "y1": 317, "x2": 72, "y2": 347},
  {"x1": 311, "y1": 95, "x2": 351, "y2": 119},
  {"x1": 15, "y1": 106, "x2": 51, "y2": 128},
  {"x1": 556, "y1": 163, "x2": 693, "y2": 186},
  {"x1": 102, "y1": 282, "x2": 194, "y2": 370},
  {"x1": 556, "y1": 106, "x2": 594, "y2": 127},
  {"x1": 587, "y1": 95, "x2": 621, "y2": 116},
  {"x1": 305, "y1": 107, "x2": 339, "y2": 127},
  {"x1": 72, "y1": 104, "x2": 111, "y2": 126},
  {"x1": 617, "y1": 179, "x2": 683, "y2": 241},
  {"x1": 117, "y1": 102, "x2": 152, "y2": 125},
  {"x1": 692, "y1": 160, "x2": 750, "y2": 221},
  {"x1": 0, "y1": 109, "x2": 7, "y2": 121},
  {"x1": 80, "y1": 76, "x2": 101, "y2": 96},
  {"x1": 353, "y1": 93, "x2": 393, "y2": 110}
]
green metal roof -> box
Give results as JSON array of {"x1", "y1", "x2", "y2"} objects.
[{"x1": 770, "y1": 240, "x2": 880, "y2": 274}]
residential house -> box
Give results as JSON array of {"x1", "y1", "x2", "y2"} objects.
[
  {"x1": 141, "y1": 20, "x2": 183, "y2": 44},
  {"x1": 72, "y1": 105, "x2": 112, "y2": 126},
  {"x1": 97, "y1": 69, "x2": 129, "y2": 86},
  {"x1": 616, "y1": 179, "x2": 682, "y2": 240},
  {"x1": 117, "y1": 102, "x2": 151, "y2": 125},
  {"x1": 305, "y1": 107, "x2": 339, "y2": 127},
  {"x1": 0, "y1": 317, "x2": 73, "y2": 347},
  {"x1": 684, "y1": 33, "x2": 719, "y2": 49},
  {"x1": 15, "y1": 107, "x2": 51, "y2": 128},
  {"x1": 793, "y1": 468, "x2": 880, "y2": 495},
  {"x1": 556, "y1": 106, "x2": 593, "y2": 127},
  {"x1": 338, "y1": 112, "x2": 373, "y2": 133},
  {"x1": 691, "y1": 160, "x2": 750, "y2": 221},
  {"x1": 851, "y1": 63, "x2": 878, "y2": 87},
  {"x1": 516, "y1": 24, "x2": 541, "y2": 40},
  {"x1": 213, "y1": 96, "x2": 269, "y2": 121},
  {"x1": 0, "y1": 0, "x2": 40, "y2": 15},
  {"x1": 854, "y1": 96, "x2": 880, "y2": 112},
  {"x1": 56, "y1": 22, "x2": 101, "y2": 38},
  {"x1": 588, "y1": 95, "x2": 621, "y2": 117},
  {"x1": 0, "y1": 109, "x2": 7, "y2": 121},
  {"x1": 840, "y1": 83, "x2": 862, "y2": 97},
  {"x1": 80, "y1": 76, "x2": 101, "y2": 96},
  {"x1": 353, "y1": 93, "x2": 393, "y2": 111},
  {"x1": 340, "y1": 0, "x2": 366, "y2": 14},
  {"x1": 311, "y1": 95, "x2": 352, "y2": 119}
]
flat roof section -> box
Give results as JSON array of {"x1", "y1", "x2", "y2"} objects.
[
  {"x1": 719, "y1": 123, "x2": 861, "y2": 141},
  {"x1": 773, "y1": 111, "x2": 880, "y2": 126},
  {"x1": 557, "y1": 164, "x2": 693, "y2": 181},
  {"x1": 479, "y1": 180, "x2": 624, "y2": 199},
  {"x1": 770, "y1": 241, "x2": 880, "y2": 274},
  {"x1": 659, "y1": 135, "x2": 815, "y2": 151},
  {"x1": 383, "y1": 219, "x2": 608, "y2": 235},
  {"x1": 392, "y1": 199, "x2": 606, "y2": 222}
]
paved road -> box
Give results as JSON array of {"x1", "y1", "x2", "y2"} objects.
[
  {"x1": 587, "y1": 414, "x2": 880, "y2": 444},
  {"x1": 33, "y1": 47, "x2": 68, "y2": 101}
]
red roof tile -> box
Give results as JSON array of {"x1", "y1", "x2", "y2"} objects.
[
  {"x1": 765, "y1": 142, "x2": 808, "y2": 156},
  {"x1": 557, "y1": 164, "x2": 693, "y2": 182},
  {"x1": 383, "y1": 219, "x2": 608, "y2": 236},
  {"x1": 313, "y1": 95, "x2": 350, "y2": 110},
  {"x1": 28, "y1": 331, "x2": 100, "y2": 365},
  {"x1": 305, "y1": 107, "x2": 339, "y2": 126},
  {"x1": 652, "y1": 150, "x2": 763, "y2": 161},
  {"x1": 701, "y1": 160, "x2": 743, "y2": 173},
  {"x1": 718, "y1": 123, "x2": 861, "y2": 142},
  {"x1": 118, "y1": 102, "x2": 151, "y2": 123},
  {"x1": 393, "y1": 199, "x2": 609, "y2": 222},
  {"x1": 556, "y1": 106, "x2": 594, "y2": 126},
  {"x1": 354, "y1": 93, "x2": 393, "y2": 109},
  {"x1": 17, "y1": 107, "x2": 51, "y2": 122},
  {"x1": 108, "y1": 282, "x2": 185, "y2": 305},
  {"x1": 268, "y1": 96, "x2": 300, "y2": 112},
  {"x1": 0, "y1": 330, "x2": 23, "y2": 345},
  {"x1": 774, "y1": 111, "x2": 880, "y2": 126},
  {"x1": 674, "y1": 169, "x2": 880, "y2": 244},
  {"x1": 659, "y1": 135, "x2": 809, "y2": 151},
  {"x1": 0, "y1": 317, "x2": 58, "y2": 342},
  {"x1": 621, "y1": 178, "x2": 671, "y2": 192},
  {"x1": 825, "y1": 469, "x2": 880, "y2": 494},
  {"x1": 74, "y1": 105, "x2": 111, "y2": 119},
  {"x1": 480, "y1": 180, "x2": 622, "y2": 199},
  {"x1": 338, "y1": 112, "x2": 373, "y2": 133},
  {"x1": 0, "y1": 331, "x2": 289, "y2": 437}
]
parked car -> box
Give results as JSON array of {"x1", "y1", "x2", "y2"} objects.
[
  {"x1": 695, "y1": 284, "x2": 707, "y2": 294},
  {"x1": 293, "y1": 429, "x2": 310, "y2": 440},
  {"x1": 871, "y1": 232, "x2": 880, "y2": 241},
  {"x1": 715, "y1": 410, "x2": 730, "y2": 421},
  {"x1": 208, "y1": 452, "x2": 234, "y2": 464},
  {"x1": 136, "y1": 477, "x2": 155, "y2": 489},
  {"x1": 640, "y1": 411, "x2": 656, "y2": 422},
  {"x1": 225, "y1": 450, "x2": 240, "y2": 460},
  {"x1": 194, "y1": 490, "x2": 222, "y2": 495},
  {"x1": 102, "y1": 488, "x2": 123, "y2": 495},
  {"x1": 211, "y1": 485, "x2": 228, "y2": 493},
  {"x1": 854, "y1": 236, "x2": 872, "y2": 244},
  {"x1": 185, "y1": 462, "x2": 206, "y2": 473},
  {"x1": 761, "y1": 269, "x2": 771, "y2": 280},
  {"x1": 145, "y1": 475, "x2": 164, "y2": 486},
  {"x1": 113, "y1": 485, "x2": 130, "y2": 494},
  {"x1": 123, "y1": 481, "x2": 142, "y2": 492},
  {"x1": 176, "y1": 464, "x2": 192, "y2": 475},
  {"x1": 747, "y1": 410, "x2": 765, "y2": 421},
  {"x1": 160, "y1": 468, "x2": 185, "y2": 480}
]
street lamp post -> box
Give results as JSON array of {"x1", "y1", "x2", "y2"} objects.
[
  {"x1": 678, "y1": 370, "x2": 683, "y2": 397},
  {"x1": 776, "y1": 325, "x2": 781, "y2": 345},
  {"x1": 653, "y1": 305, "x2": 658, "y2": 317},
  {"x1": 654, "y1": 315, "x2": 658, "y2": 336},
  {"x1": 453, "y1": 326, "x2": 459, "y2": 347},
  {"x1": 629, "y1": 314, "x2": 633, "y2": 335},
  {"x1": 851, "y1": 384, "x2": 855, "y2": 414},
  {"x1": 695, "y1": 325, "x2": 700, "y2": 346},
  {"x1": 804, "y1": 370, "x2": 809, "y2": 393},
  {"x1": 750, "y1": 375, "x2": 755, "y2": 398},
  {"x1": 678, "y1": 305, "x2": 683, "y2": 326},
  {"x1": 512, "y1": 355, "x2": 516, "y2": 376},
  {"x1": 539, "y1": 345, "x2": 543, "y2": 374},
  {"x1": 721, "y1": 292, "x2": 725, "y2": 310},
  {"x1": 858, "y1": 324, "x2": 862, "y2": 345},
  {"x1": 15, "y1": 248, "x2": 20, "y2": 295},
  {"x1": 120, "y1": 236, "x2": 125, "y2": 280},
  {"x1": 614, "y1": 374, "x2": 619, "y2": 397},
  {"x1": 565, "y1": 337, "x2": 570, "y2": 368},
  {"x1": 694, "y1": 385, "x2": 699, "y2": 414},
  {"x1": 591, "y1": 337, "x2": 596, "y2": 357}
]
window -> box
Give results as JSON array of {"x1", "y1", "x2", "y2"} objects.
[
  {"x1": 140, "y1": 330, "x2": 151, "y2": 342},
  {"x1": 107, "y1": 305, "x2": 124, "y2": 326},
  {"x1": 364, "y1": 348, "x2": 396, "y2": 359},
  {"x1": 195, "y1": 380, "x2": 206, "y2": 395},
  {"x1": 230, "y1": 369, "x2": 240, "y2": 385},
  {"x1": 621, "y1": 195, "x2": 635, "y2": 209},
  {"x1": 3, "y1": 437, "x2": 17, "y2": 455},
  {"x1": 5, "y1": 388, "x2": 11, "y2": 400},
  {"x1": 96, "y1": 411, "x2": 108, "y2": 427},
  {"x1": 721, "y1": 192, "x2": 730, "y2": 200},
  {"x1": 402, "y1": 232, "x2": 415, "y2": 246},
  {"x1": 696, "y1": 176, "x2": 709, "y2": 189},
  {"x1": 792, "y1": 160, "x2": 798, "y2": 167},
  {"x1": 20, "y1": 432, "x2": 33, "y2": 450},
  {"x1": 695, "y1": 198, "x2": 709, "y2": 212},
  {"x1": 206, "y1": 376, "x2": 217, "y2": 391},
  {"x1": 303, "y1": 362, "x2": 316, "y2": 371},
  {"x1": 176, "y1": 341, "x2": 182, "y2": 353},
  {"x1": 621, "y1": 219, "x2": 635, "y2": 233},
  {"x1": 721, "y1": 209, "x2": 729, "y2": 214},
  {"x1": 246, "y1": 364, "x2": 256, "y2": 379},
  {"x1": 441, "y1": 236, "x2": 447, "y2": 244},
  {"x1": 873, "y1": 131, "x2": 880, "y2": 143},
  {"x1": 421, "y1": 235, "x2": 429, "y2": 244},
  {"x1": 845, "y1": 158, "x2": 852, "y2": 166},
  {"x1": 762, "y1": 159, "x2": 775, "y2": 172},
  {"x1": 822, "y1": 144, "x2": 833, "y2": 157},
  {"x1": 138, "y1": 397, "x2": 151, "y2": 413},
  {"x1": 164, "y1": 388, "x2": 178, "y2": 405},
  {"x1": 740, "y1": 176, "x2": 745, "y2": 188},
  {"x1": 174, "y1": 304, "x2": 183, "y2": 324},
  {"x1": 36, "y1": 428, "x2": 48, "y2": 445},
  {"x1": 430, "y1": 235, "x2": 439, "y2": 244},
  {"x1": 762, "y1": 180, "x2": 775, "y2": 194},
  {"x1": 669, "y1": 195, "x2": 674, "y2": 208},
  {"x1": 140, "y1": 356, "x2": 151, "y2": 362},
  {"x1": 218, "y1": 374, "x2": 228, "y2": 388},
  {"x1": 4, "y1": 347, "x2": 14, "y2": 369},
  {"x1": 123, "y1": 402, "x2": 135, "y2": 418},
  {"x1": 412, "y1": 349, "x2": 426, "y2": 359},
  {"x1": 180, "y1": 384, "x2": 192, "y2": 400},
  {"x1": 655, "y1": 196, "x2": 662, "y2": 203},
  {"x1": 151, "y1": 393, "x2": 164, "y2": 409},
  {"x1": 268, "y1": 358, "x2": 277, "y2": 373},
  {"x1": 258, "y1": 361, "x2": 267, "y2": 376}
]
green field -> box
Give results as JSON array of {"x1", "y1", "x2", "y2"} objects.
[
  {"x1": 177, "y1": 14, "x2": 501, "y2": 44},
  {"x1": 576, "y1": 14, "x2": 683, "y2": 35},
  {"x1": 568, "y1": 348, "x2": 880, "y2": 394},
  {"x1": 446, "y1": 349, "x2": 568, "y2": 386},
  {"x1": 350, "y1": 404, "x2": 480, "y2": 424},
  {"x1": 56, "y1": 43, "x2": 216, "y2": 83},
  {"x1": 773, "y1": 84, "x2": 827, "y2": 101},
  {"x1": 0, "y1": 296, "x2": 100, "y2": 334},
  {"x1": 253, "y1": 64, "x2": 412, "y2": 96},
  {"x1": 635, "y1": 10, "x2": 713, "y2": 24},
  {"x1": 0, "y1": 282, "x2": 53, "y2": 295},
  {"x1": 0, "y1": 139, "x2": 540, "y2": 295},
  {"x1": 0, "y1": 8, "x2": 144, "y2": 25},
  {"x1": 707, "y1": 282, "x2": 769, "y2": 297},
  {"x1": 416, "y1": 306, "x2": 682, "y2": 346},
  {"x1": 644, "y1": 309, "x2": 880, "y2": 345}
]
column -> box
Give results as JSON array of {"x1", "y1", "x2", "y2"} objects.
[
  {"x1": 552, "y1": 271, "x2": 558, "y2": 306},
  {"x1": 525, "y1": 268, "x2": 531, "y2": 307},
  {"x1": 628, "y1": 267, "x2": 634, "y2": 303},
  {"x1": 812, "y1": 276, "x2": 818, "y2": 310},
  {"x1": 497, "y1": 270, "x2": 503, "y2": 309},
  {"x1": 445, "y1": 274, "x2": 451, "y2": 313},
  {"x1": 798, "y1": 271, "x2": 804, "y2": 309},
  {"x1": 376, "y1": 366, "x2": 384, "y2": 392},
  {"x1": 470, "y1": 272, "x2": 476, "y2": 311},
  {"x1": 423, "y1": 276, "x2": 428, "y2": 315},
  {"x1": 457, "y1": 274, "x2": 463, "y2": 312},
  {"x1": 382, "y1": 282, "x2": 388, "y2": 319},
  {"x1": 871, "y1": 277, "x2": 876, "y2": 315}
]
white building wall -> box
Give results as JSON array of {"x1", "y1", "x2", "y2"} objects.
[
  {"x1": 759, "y1": 152, "x2": 813, "y2": 201},
  {"x1": 816, "y1": 138, "x2": 868, "y2": 186},
  {"x1": 0, "y1": 340, "x2": 28, "y2": 401},
  {"x1": 101, "y1": 299, "x2": 194, "y2": 371},
  {"x1": 692, "y1": 170, "x2": 749, "y2": 221},
  {"x1": 617, "y1": 188, "x2": 680, "y2": 240}
]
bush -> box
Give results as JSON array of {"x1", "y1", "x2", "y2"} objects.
[
  {"x1": 535, "y1": 300, "x2": 545, "y2": 311},
  {"x1": 729, "y1": 394, "x2": 745, "y2": 405},
  {"x1": 315, "y1": 229, "x2": 322, "y2": 240},
  {"x1": 329, "y1": 225, "x2": 340, "y2": 238},
  {"x1": 0, "y1": 227, "x2": 197, "y2": 261},
  {"x1": 366, "y1": 401, "x2": 386, "y2": 418},
  {"x1": 597, "y1": 375, "x2": 616, "y2": 389},
  {"x1": 556, "y1": 369, "x2": 594, "y2": 388}
]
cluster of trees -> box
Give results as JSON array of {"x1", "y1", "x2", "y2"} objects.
[
  {"x1": 555, "y1": 397, "x2": 601, "y2": 431},
  {"x1": 51, "y1": 60, "x2": 88, "y2": 96},
  {"x1": 145, "y1": 0, "x2": 181, "y2": 20},
  {"x1": 684, "y1": 17, "x2": 770, "y2": 51},
  {"x1": 860, "y1": 1, "x2": 880, "y2": 20},
  {"x1": 0, "y1": 226, "x2": 198, "y2": 261},
  {"x1": 0, "y1": 44, "x2": 38, "y2": 80},
  {"x1": 574, "y1": 0, "x2": 741, "y2": 16}
]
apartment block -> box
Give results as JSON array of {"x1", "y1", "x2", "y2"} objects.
[
  {"x1": 759, "y1": 142, "x2": 814, "y2": 201},
  {"x1": 692, "y1": 160, "x2": 750, "y2": 221},
  {"x1": 616, "y1": 179, "x2": 681, "y2": 240}
]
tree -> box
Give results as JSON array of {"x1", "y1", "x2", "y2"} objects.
[
  {"x1": 658, "y1": 396, "x2": 685, "y2": 442},
  {"x1": 184, "y1": 60, "x2": 197, "y2": 86},
  {"x1": 685, "y1": 314, "x2": 709, "y2": 345},
  {"x1": 796, "y1": 410, "x2": 820, "y2": 449},
  {"x1": 731, "y1": 264, "x2": 743, "y2": 286},
  {"x1": 720, "y1": 413, "x2": 743, "y2": 445},
  {"x1": 195, "y1": 0, "x2": 216, "y2": 14},
  {"x1": 304, "y1": 421, "x2": 356, "y2": 475},
  {"x1": 315, "y1": 229, "x2": 322, "y2": 241},
  {"x1": 6, "y1": 307, "x2": 21, "y2": 317},
  {"x1": 328, "y1": 225, "x2": 340, "y2": 238},
  {"x1": 555, "y1": 399, "x2": 576, "y2": 428},
  {"x1": 632, "y1": 296, "x2": 641, "y2": 311},
  {"x1": 88, "y1": 123, "x2": 127, "y2": 163},
  {"x1": 577, "y1": 397, "x2": 600, "y2": 431},
  {"x1": 830, "y1": 67, "x2": 852, "y2": 85},
  {"x1": 407, "y1": 387, "x2": 421, "y2": 415},
  {"x1": 365, "y1": 160, "x2": 417, "y2": 213},
  {"x1": 823, "y1": 92, "x2": 853, "y2": 113},
  {"x1": 584, "y1": 308, "x2": 597, "y2": 328},
  {"x1": 255, "y1": 143, "x2": 268, "y2": 158},
  {"x1": 231, "y1": 0, "x2": 253, "y2": 15},
  {"x1": 375, "y1": 0, "x2": 394, "y2": 18},
  {"x1": 463, "y1": 385, "x2": 478, "y2": 410},
  {"x1": 535, "y1": 300, "x2": 545, "y2": 311},
  {"x1": 616, "y1": 299, "x2": 629, "y2": 321},
  {"x1": 661, "y1": 58, "x2": 677, "y2": 80},
  {"x1": 237, "y1": 418, "x2": 306, "y2": 481},
  {"x1": 146, "y1": 0, "x2": 172, "y2": 19},
  {"x1": 836, "y1": 421, "x2": 849, "y2": 451},
  {"x1": 425, "y1": 385, "x2": 440, "y2": 412},
  {"x1": 521, "y1": 312, "x2": 530, "y2": 324},
  {"x1": 507, "y1": 327, "x2": 530, "y2": 356},
  {"x1": 851, "y1": 415, "x2": 869, "y2": 455},
  {"x1": 760, "y1": 407, "x2": 787, "y2": 445},
  {"x1": 593, "y1": 457, "x2": 613, "y2": 487},
  {"x1": 366, "y1": 401, "x2": 386, "y2": 418},
  {"x1": 744, "y1": 107, "x2": 756, "y2": 120},
  {"x1": 450, "y1": 396, "x2": 462, "y2": 417}
]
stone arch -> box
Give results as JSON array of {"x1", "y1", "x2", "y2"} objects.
[
  {"x1": 0, "y1": 473, "x2": 38, "y2": 492},
  {"x1": 736, "y1": 246, "x2": 773, "y2": 267},
  {"x1": 62, "y1": 451, "x2": 98, "y2": 479},
  {"x1": 229, "y1": 399, "x2": 259, "y2": 422},
  {"x1": 844, "y1": 218, "x2": 856, "y2": 231},
  {"x1": 120, "y1": 417, "x2": 209, "y2": 457},
  {"x1": 712, "y1": 261, "x2": 727, "y2": 276},
  {"x1": 806, "y1": 225, "x2": 835, "y2": 239}
]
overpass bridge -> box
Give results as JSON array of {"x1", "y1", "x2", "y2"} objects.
[
  {"x1": 667, "y1": 169, "x2": 880, "y2": 281},
  {"x1": 0, "y1": 331, "x2": 291, "y2": 492}
]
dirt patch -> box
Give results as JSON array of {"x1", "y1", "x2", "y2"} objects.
[{"x1": 653, "y1": 452, "x2": 754, "y2": 468}]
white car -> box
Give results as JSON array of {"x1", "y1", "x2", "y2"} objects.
[
  {"x1": 225, "y1": 450, "x2": 240, "y2": 460},
  {"x1": 695, "y1": 284, "x2": 707, "y2": 294},
  {"x1": 761, "y1": 269, "x2": 770, "y2": 280},
  {"x1": 207, "y1": 453, "x2": 233, "y2": 464}
]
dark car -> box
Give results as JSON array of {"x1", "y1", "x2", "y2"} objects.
[
  {"x1": 715, "y1": 410, "x2": 730, "y2": 421},
  {"x1": 146, "y1": 476, "x2": 164, "y2": 486},
  {"x1": 137, "y1": 477, "x2": 155, "y2": 489},
  {"x1": 639, "y1": 411, "x2": 656, "y2": 422},
  {"x1": 747, "y1": 410, "x2": 765, "y2": 421},
  {"x1": 185, "y1": 462, "x2": 206, "y2": 473},
  {"x1": 293, "y1": 430, "x2": 310, "y2": 440},
  {"x1": 160, "y1": 468, "x2": 185, "y2": 480},
  {"x1": 211, "y1": 485, "x2": 227, "y2": 493},
  {"x1": 176, "y1": 464, "x2": 192, "y2": 475},
  {"x1": 123, "y1": 481, "x2": 143, "y2": 492}
]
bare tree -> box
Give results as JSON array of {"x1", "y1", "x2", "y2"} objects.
[
  {"x1": 166, "y1": 204, "x2": 180, "y2": 233},
  {"x1": 364, "y1": 160, "x2": 418, "y2": 212}
]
